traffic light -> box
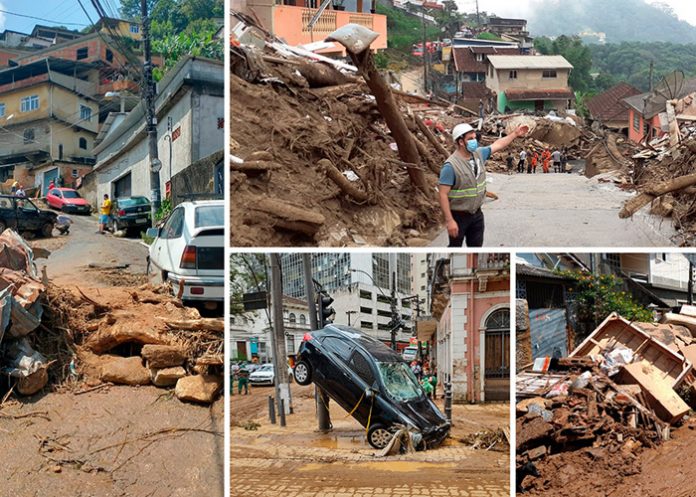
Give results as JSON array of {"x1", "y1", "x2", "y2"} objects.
[{"x1": 318, "y1": 291, "x2": 335, "y2": 327}]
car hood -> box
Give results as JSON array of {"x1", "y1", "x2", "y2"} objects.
[{"x1": 394, "y1": 396, "x2": 448, "y2": 430}]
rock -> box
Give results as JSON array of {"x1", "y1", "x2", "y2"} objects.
[
  {"x1": 48, "y1": 465, "x2": 62, "y2": 473},
  {"x1": 141, "y1": 344, "x2": 186, "y2": 368},
  {"x1": 526, "y1": 446, "x2": 547, "y2": 461},
  {"x1": 100, "y1": 357, "x2": 150, "y2": 385},
  {"x1": 151, "y1": 366, "x2": 187, "y2": 387},
  {"x1": 175, "y1": 375, "x2": 221, "y2": 404},
  {"x1": 84, "y1": 324, "x2": 168, "y2": 354},
  {"x1": 17, "y1": 367, "x2": 49, "y2": 395}
]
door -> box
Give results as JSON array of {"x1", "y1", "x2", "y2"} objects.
[
  {"x1": 43, "y1": 168, "x2": 59, "y2": 195},
  {"x1": 113, "y1": 173, "x2": 132, "y2": 199},
  {"x1": 236, "y1": 341, "x2": 247, "y2": 361},
  {"x1": 0, "y1": 196, "x2": 18, "y2": 230},
  {"x1": 320, "y1": 337, "x2": 360, "y2": 413},
  {"x1": 535, "y1": 100, "x2": 544, "y2": 111},
  {"x1": 484, "y1": 308, "x2": 510, "y2": 401}
]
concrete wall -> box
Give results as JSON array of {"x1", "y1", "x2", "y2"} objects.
[
  {"x1": 487, "y1": 67, "x2": 570, "y2": 93},
  {"x1": 191, "y1": 93, "x2": 224, "y2": 161},
  {"x1": 170, "y1": 150, "x2": 223, "y2": 206}
]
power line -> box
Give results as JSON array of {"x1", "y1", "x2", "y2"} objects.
[{"x1": 0, "y1": 8, "x2": 89, "y2": 27}]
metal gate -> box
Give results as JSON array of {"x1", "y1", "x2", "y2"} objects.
[
  {"x1": 484, "y1": 308, "x2": 510, "y2": 401},
  {"x1": 43, "y1": 168, "x2": 59, "y2": 195},
  {"x1": 113, "y1": 172, "x2": 132, "y2": 198},
  {"x1": 529, "y1": 308, "x2": 568, "y2": 359}
]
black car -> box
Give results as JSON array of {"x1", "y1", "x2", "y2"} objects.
[
  {"x1": 293, "y1": 325, "x2": 450, "y2": 450},
  {"x1": 0, "y1": 195, "x2": 57, "y2": 237},
  {"x1": 111, "y1": 196, "x2": 152, "y2": 233}
]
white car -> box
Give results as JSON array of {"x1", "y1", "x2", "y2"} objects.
[
  {"x1": 147, "y1": 200, "x2": 224, "y2": 310},
  {"x1": 249, "y1": 364, "x2": 275, "y2": 385},
  {"x1": 402, "y1": 346, "x2": 418, "y2": 362}
]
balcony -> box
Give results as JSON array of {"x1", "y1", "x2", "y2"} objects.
[
  {"x1": 477, "y1": 253, "x2": 509, "y2": 271},
  {"x1": 269, "y1": 4, "x2": 387, "y2": 55}
]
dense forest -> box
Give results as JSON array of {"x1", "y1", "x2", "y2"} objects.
[{"x1": 527, "y1": 0, "x2": 696, "y2": 44}]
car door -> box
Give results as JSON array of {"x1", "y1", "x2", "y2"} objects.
[
  {"x1": 150, "y1": 207, "x2": 185, "y2": 275},
  {"x1": 320, "y1": 337, "x2": 362, "y2": 414},
  {"x1": 15, "y1": 198, "x2": 42, "y2": 231},
  {"x1": 0, "y1": 197, "x2": 17, "y2": 230},
  {"x1": 347, "y1": 349, "x2": 380, "y2": 426}
]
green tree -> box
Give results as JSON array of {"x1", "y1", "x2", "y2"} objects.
[
  {"x1": 152, "y1": 28, "x2": 223, "y2": 80},
  {"x1": 535, "y1": 35, "x2": 593, "y2": 92},
  {"x1": 230, "y1": 254, "x2": 268, "y2": 316}
]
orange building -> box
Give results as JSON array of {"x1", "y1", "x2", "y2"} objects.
[
  {"x1": 233, "y1": 0, "x2": 387, "y2": 55},
  {"x1": 426, "y1": 253, "x2": 510, "y2": 403}
]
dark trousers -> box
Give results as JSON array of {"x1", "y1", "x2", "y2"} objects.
[
  {"x1": 517, "y1": 160, "x2": 525, "y2": 173},
  {"x1": 553, "y1": 161, "x2": 561, "y2": 172},
  {"x1": 448, "y1": 209, "x2": 484, "y2": 247}
]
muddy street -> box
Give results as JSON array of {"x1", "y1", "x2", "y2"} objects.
[
  {"x1": 431, "y1": 172, "x2": 676, "y2": 247},
  {"x1": 231, "y1": 384, "x2": 510, "y2": 497}
]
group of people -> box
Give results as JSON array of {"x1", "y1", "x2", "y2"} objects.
[
  {"x1": 507, "y1": 148, "x2": 569, "y2": 175},
  {"x1": 410, "y1": 360, "x2": 438, "y2": 399}
]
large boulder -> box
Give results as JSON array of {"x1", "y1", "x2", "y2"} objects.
[
  {"x1": 175, "y1": 375, "x2": 221, "y2": 404},
  {"x1": 150, "y1": 366, "x2": 187, "y2": 387},
  {"x1": 100, "y1": 356, "x2": 151, "y2": 385},
  {"x1": 141, "y1": 344, "x2": 186, "y2": 368}
]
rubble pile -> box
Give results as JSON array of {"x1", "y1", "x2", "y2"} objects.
[
  {"x1": 517, "y1": 312, "x2": 696, "y2": 494},
  {"x1": 0, "y1": 232, "x2": 223, "y2": 404}
]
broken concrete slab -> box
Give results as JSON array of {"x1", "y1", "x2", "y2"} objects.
[
  {"x1": 84, "y1": 323, "x2": 169, "y2": 354},
  {"x1": 175, "y1": 375, "x2": 221, "y2": 404},
  {"x1": 141, "y1": 344, "x2": 186, "y2": 369},
  {"x1": 100, "y1": 356, "x2": 151, "y2": 386},
  {"x1": 617, "y1": 360, "x2": 690, "y2": 424},
  {"x1": 150, "y1": 366, "x2": 187, "y2": 387},
  {"x1": 517, "y1": 416, "x2": 554, "y2": 451}
]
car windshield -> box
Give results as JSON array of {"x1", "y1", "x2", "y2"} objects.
[
  {"x1": 377, "y1": 362, "x2": 423, "y2": 402},
  {"x1": 194, "y1": 205, "x2": 223, "y2": 228},
  {"x1": 61, "y1": 190, "x2": 81, "y2": 199},
  {"x1": 118, "y1": 197, "x2": 149, "y2": 207}
]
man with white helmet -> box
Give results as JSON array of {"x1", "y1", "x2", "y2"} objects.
[{"x1": 439, "y1": 122, "x2": 528, "y2": 247}]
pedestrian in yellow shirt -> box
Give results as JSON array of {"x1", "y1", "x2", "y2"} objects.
[{"x1": 98, "y1": 194, "x2": 112, "y2": 234}]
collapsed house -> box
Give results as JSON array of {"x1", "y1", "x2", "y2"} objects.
[
  {"x1": 516, "y1": 311, "x2": 696, "y2": 493},
  {"x1": 0, "y1": 230, "x2": 224, "y2": 404}
]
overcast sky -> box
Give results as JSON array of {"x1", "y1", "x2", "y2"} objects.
[{"x1": 457, "y1": 0, "x2": 696, "y2": 26}]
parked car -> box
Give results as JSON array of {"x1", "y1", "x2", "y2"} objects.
[
  {"x1": 402, "y1": 346, "x2": 418, "y2": 362},
  {"x1": 0, "y1": 195, "x2": 57, "y2": 237},
  {"x1": 293, "y1": 325, "x2": 450, "y2": 450},
  {"x1": 249, "y1": 364, "x2": 275, "y2": 385},
  {"x1": 46, "y1": 188, "x2": 91, "y2": 214},
  {"x1": 147, "y1": 200, "x2": 224, "y2": 311},
  {"x1": 111, "y1": 196, "x2": 151, "y2": 233}
]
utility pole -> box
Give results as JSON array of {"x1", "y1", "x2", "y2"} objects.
[
  {"x1": 688, "y1": 261, "x2": 694, "y2": 305},
  {"x1": 270, "y1": 254, "x2": 291, "y2": 418},
  {"x1": 303, "y1": 255, "x2": 331, "y2": 432},
  {"x1": 649, "y1": 60, "x2": 654, "y2": 92},
  {"x1": 346, "y1": 310, "x2": 357, "y2": 326},
  {"x1": 475, "y1": 0, "x2": 480, "y2": 26},
  {"x1": 141, "y1": 0, "x2": 161, "y2": 221},
  {"x1": 390, "y1": 271, "x2": 398, "y2": 350},
  {"x1": 421, "y1": 6, "x2": 428, "y2": 95}
]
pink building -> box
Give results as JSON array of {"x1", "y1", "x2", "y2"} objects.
[{"x1": 425, "y1": 253, "x2": 510, "y2": 403}]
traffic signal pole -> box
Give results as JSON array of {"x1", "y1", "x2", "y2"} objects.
[{"x1": 302, "y1": 255, "x2": 332, "y2": 432}]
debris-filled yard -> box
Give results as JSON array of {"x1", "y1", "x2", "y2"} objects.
[
  {"x1": 232, "y1": 383, "x2": 510, "y2": 497},
  {"x1": 0, "y1": 220, "x2": 224, "y2": 495},
  {"x1": 516, "y1": 311, "x2": 696, "y2": 495}
]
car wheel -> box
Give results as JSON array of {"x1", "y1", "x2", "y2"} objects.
[
  {"x1": 41, "y1": 222, "x2": 54, "y2": 238},
  {"x1": 367, "y1": 424, "x2": 394, "y2": 450},
  {"x1": 293, "y1": 361, "x2": 312, "y2": 385}
]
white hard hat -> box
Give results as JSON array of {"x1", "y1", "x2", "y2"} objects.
[{"x1": 452, "y1": 123, "x2": 475, "y2": 142}]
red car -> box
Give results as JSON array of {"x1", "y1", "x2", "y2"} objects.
[{"x1": 46, "y1": 188, "x2": 91, "y2": 214}]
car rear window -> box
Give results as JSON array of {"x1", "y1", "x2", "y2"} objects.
[
  {"x1": 349, "y1": 351, "x2": 375, "y2": 385},
  {"x1": 195, "y1": 205, "x2": 223, "y2": 228},
  {"x1": 118, "y1": 197, "x2": 149, "y2": 207},
  {"x1": 377, "y1": 362, "x2": 423, "y2": 401},
  {"x1": 61, "y1": 190, "x2": 81, "y2": 199}
]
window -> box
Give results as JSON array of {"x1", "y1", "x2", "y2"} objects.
[
  {"x1": 360, "y1": 306, "x2": 372, "y2": 314},
  {"x1": 542, "y1": 70, "x2": 557, "y2": 78},
  {"x1": 360, "y1": 320, "x2": 374, "y2": 330},
  {"x1": 80, "y1": 105, "x2": 92, "y2": 122},
  {"x1": 633, "y1": 113, "x2": 641, "y2": 132},
  {"x1": 194, "y1": 205, "x2": 223, "y2": 228},
  {"x1": 377, "y1": 362, "x2": 422, "y2": 401},
  {"x1": 71, "y1": 168, "x2": 78, "y2": 178},
  {"x1": 130, "y1": 24, "x2": 140, "y2": 34},
  {"x1": 288, "y1": 313, "x2": 296, "y2": 324},
  {"x1": 79, "y1": 137, "x2": 88, "y2": 149},
  {"x1": 322, "y1": 337, "x2": 353, "y2": 362},
  {"x1": 372, "y1": 254, "x2": 390, "y2": 289},
  {"x1": 23, "y1": 128, "x2": 35, "y2": 144},
  {"x1": 161, "y1": 207, "x2": 185, "y2": 239},
  {"x1": 76, "y1": 47, "x2": 88, "y2": 60},
  {"x1": 20, "y1": 95, "x2": 39, "y2": 112},
  {"x1": 509, "y1": 70, "x2": 517, "y2": 79},
  {"x1": 0, "y1": 103, "x2": 4, "y2": 117},
  {"x1": 349, "y1": 351, "x2": 375, "y2": 385},
  {"x1": 105, "y1": 49, "x2": 113, "y2": 62},
  {"x1": 359, "y1": 289, "x2": 372, "y2": 300},
  {"x1": 475, "y1": 53, "x2": 483, "y2": 62},
  {"x1": 299, "y1": 314, "x2": 306, "y2": 325}
]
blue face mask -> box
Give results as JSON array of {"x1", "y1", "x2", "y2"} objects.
[{"x1": 466, "y1": 139, "x2": 478, "y2": 152}]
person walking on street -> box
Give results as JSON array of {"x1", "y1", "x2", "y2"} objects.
[
  {"x1": 98, "y1": 193, "x2": 112, "y2": 234},
  {"x1": 439, "y1": 122, "x2": 528, "y2": 247},
  {"x1": 552, "y1": 148, "x2": 562, "y2": 173},
  {"x1": 517, "y1": 149, "x2": 526, "y2": 173},
  {"x1": 506, "y1": 152, "x2": 514, "y2": 175},
  {"x1": 237, "y1": 367, "x2": 250, "y2": 395}
]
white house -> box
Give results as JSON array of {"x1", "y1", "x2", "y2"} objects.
[{"x1": 92, "y1": 56, "x2": 224, "y2": 203}]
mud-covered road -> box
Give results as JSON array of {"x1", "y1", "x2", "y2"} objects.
[{"x1": 231, "y1": 384, "x2": 510, "y2": 497}]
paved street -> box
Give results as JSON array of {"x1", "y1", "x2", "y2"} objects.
[
  {"x1": 231, "y1": 384, "x2": 510, "y2": 497},
  {"x1": 431, "y1": 172, "x2": 676, "y2": 247}
]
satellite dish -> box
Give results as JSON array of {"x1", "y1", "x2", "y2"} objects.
[{"x1": 655, "y1": 70, "x2": 685, "y2": 100}]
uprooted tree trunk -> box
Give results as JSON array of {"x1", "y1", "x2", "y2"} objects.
[
  {"x1": 347, "y1": 49, "x2": 429, "y2": 194},
  {"x1": 318, "y1": 159, "x2": 369, "y2": 202},
  {"x1": 620, "y1": 172, "x2": 696, "y2": 218}
]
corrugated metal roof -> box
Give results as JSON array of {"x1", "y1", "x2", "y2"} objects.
[{"x1": 488, "y1": 55, "x2": 573, "y2": 70}]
